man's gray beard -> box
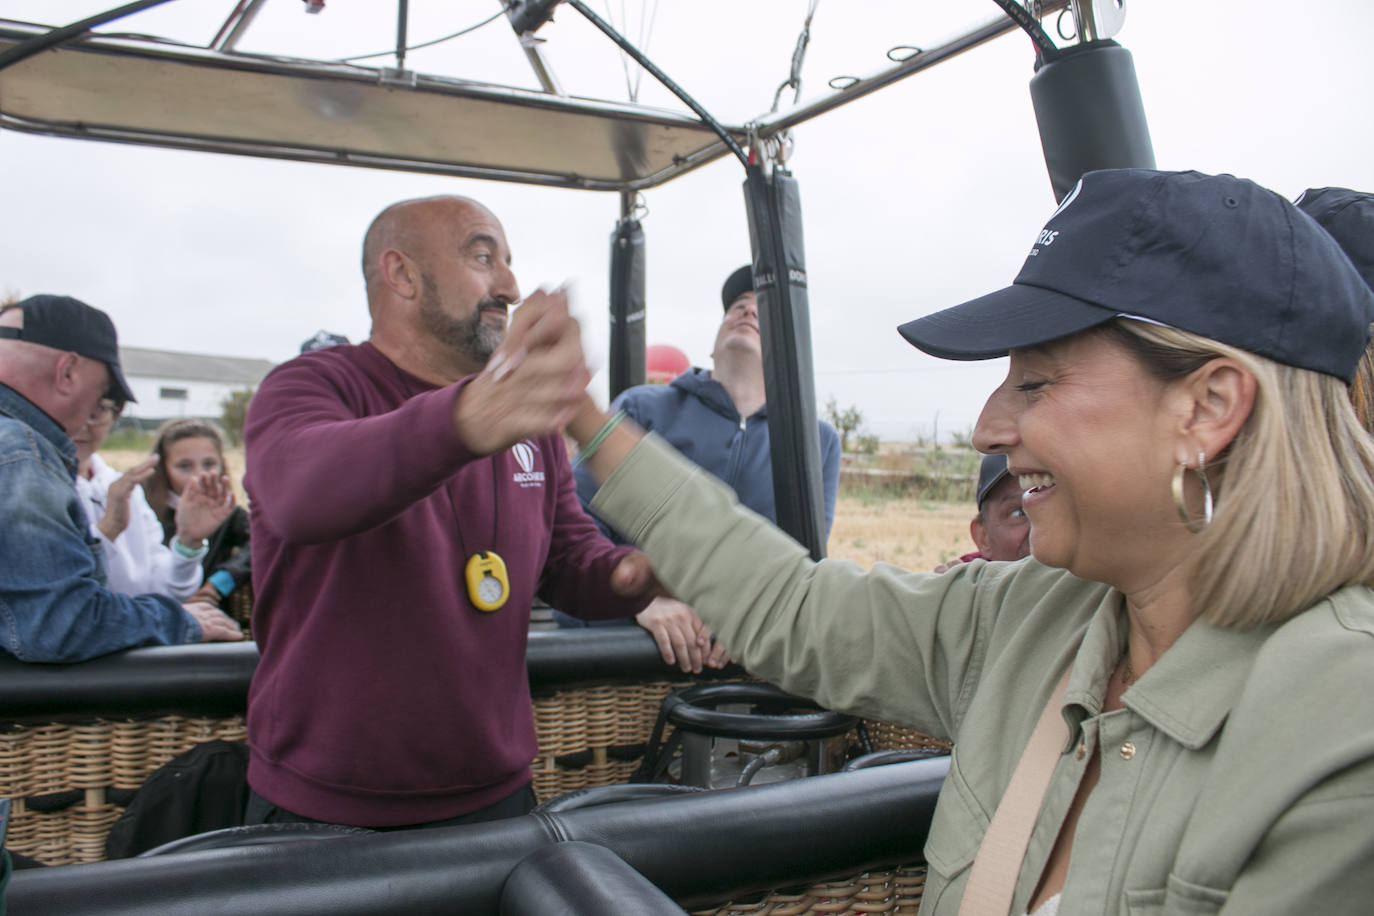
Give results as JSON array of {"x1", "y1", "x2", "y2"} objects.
[{"x1": 419, "y1": 286, "x2": 505, "y2": 366}]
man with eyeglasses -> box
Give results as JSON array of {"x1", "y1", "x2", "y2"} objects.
[{"x1": 0, "y1": 295, "x2": 243, "y2": 662}]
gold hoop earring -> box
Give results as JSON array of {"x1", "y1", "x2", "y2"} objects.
[{"x1": 1171, "y1": 450, "x2": 1213, "y2": 533}]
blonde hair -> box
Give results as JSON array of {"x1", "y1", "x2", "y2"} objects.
[
  {"x1": 1105, "y1": 319, "x2": 1374, "y2": 627},
  {"x1": 1349, "y1": 325, "x2": 1374, "y2": 434}
]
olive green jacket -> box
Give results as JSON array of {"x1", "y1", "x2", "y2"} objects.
[{"x1": 592, "y1": 435, "x2": 1374, "y2": 915}]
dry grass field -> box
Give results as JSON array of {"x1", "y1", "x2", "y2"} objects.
[
  {"x1": 827, "y1": 496, "x2": 972, "y2": 571},
  {"x1": 102, "y1": 446, "x2": 975, "y2": 572}
]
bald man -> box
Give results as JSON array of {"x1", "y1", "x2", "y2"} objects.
[
  {"x1": 0, "y1": 295, "x2": 242, "y2": 662},
  {"x1": 243, "y1": 196, "x2": 655, "y2": 831}
]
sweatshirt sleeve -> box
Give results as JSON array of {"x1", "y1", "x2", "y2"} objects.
[
  {"x1": 245, "y1": 359, "x2": 482, "y2": 544},
  {"x1": 538, "y1": 434, "x2": 650, "y2": 621},
  {"x1": 133, "y1": 489, "x2": 204, "y2": 601},
  {"x1": 591, "y1": 433, "x2": 1005, "y2": 734},
  {"x1": 82, "y1": 469, "x2": 203, "y2": 601}
]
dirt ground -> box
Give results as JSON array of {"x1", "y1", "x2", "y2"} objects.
[
  {"x1": 103, "y1": 448, "x2": 974, "y2": 572},
  {"x1": 827, "y1": 496, "x2": 973, "y2": 572}
]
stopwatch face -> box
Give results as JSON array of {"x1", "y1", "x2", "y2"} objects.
[{"x1": 478, "y1": 573, "x2": 505, "y2": 604}]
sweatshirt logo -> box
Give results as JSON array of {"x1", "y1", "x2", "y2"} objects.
[{"x1": 511, "y1": 440, "x2": 545, "y2": 487}]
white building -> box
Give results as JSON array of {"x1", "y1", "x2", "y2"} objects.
[{"x1": 119, "y1": 346, "x2": 275, "y2": 425}]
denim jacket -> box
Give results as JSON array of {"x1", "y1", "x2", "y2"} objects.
[{"x1": 0, "y1": 384, "x2": 199, "y2": 661}]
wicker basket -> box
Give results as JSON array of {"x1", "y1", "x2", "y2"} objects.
[
  {"x1": 1, "y1": 671, "x2": 946, "y2": 868},
  {"x1": 862, "y1": 721, "x2": 951, "y2": 755},
  {"x1": 692, "y1": 864, "x2": 926, "y2": 915},
  {"x1": 530, "y1": 679, "x2": 693, "y2": 799},
  {"x1": 225, "y1": 583, "x2": 254, "y2": 632},
  {"x1": 0, "y1": 716, "x2": 246, "y2": 866}
]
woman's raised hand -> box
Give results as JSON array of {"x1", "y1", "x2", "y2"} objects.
[
  {"x1": 175, "y1": 471, "x2": 236, "y2": 545},
  {"x1": 97, "y1": 455, "x2": 159, "y2": 543}
]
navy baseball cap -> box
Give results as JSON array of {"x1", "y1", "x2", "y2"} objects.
[
  {"x1": 0, "y1": 294, "x2": 136, "y2": 402},
  {"x1": 975, "y1": 454, "x2": 1013, "y2": 508},
  {"x1": 300, "y1": 329, "x2": 351, "y2": 353},
  {"x1": 898, "y1": 169, "x2": 1374, "y2": 382},
  {"x1": 1295, "y1": 187, "x2": 1373, "y2": 292},
  {"x1": 721, "y1": 265, "x2": 754, "y2": 310}
]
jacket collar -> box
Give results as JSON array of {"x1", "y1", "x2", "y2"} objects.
[
  {"x1": 1122, "y1": 616, "x2": 1274, "y2": 749},
  {"x1": 0, "y1": 382, "x2": 76, "y2": 473},
  {"x1": 1062, "y1": 589, "x2": 1274, "y2": 750}
]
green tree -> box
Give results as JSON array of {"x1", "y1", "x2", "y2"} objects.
[
  {"x1": 824, "y1": 396, "x2": 865, "y2": 453},
  {"x1": 220, "y1": 387, "x2": 255, "y2": 447}
]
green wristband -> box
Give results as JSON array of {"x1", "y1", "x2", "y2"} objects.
[
  {"x1": 572, "y1": 409, "x2": 628, "y2": 468},
  {"x1": 173, "y1": 537, "x2": 208, "y2": 559}
]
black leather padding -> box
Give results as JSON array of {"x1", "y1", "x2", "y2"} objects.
[
  {"x1": 5, "y1": 758, "x2": 948, "y2": 915},
  {"x1": 663, "y1": 682, "x2": 857, "y2": 740},
  {"x1": 137, "y1": 823, "x2": 373, "y2": 858},
  {"x1": 0, "y1": 629, "x2": 739, "y2": 722},
  {"x1": 842, "y1": 748, "x2": 950, "y2": 771},
  {"x1": 533, "y1": 783, "x2": 707, "y2": 814},
  {"x1": 500, "y1": 842, "x2": 686, "y2": 915}
]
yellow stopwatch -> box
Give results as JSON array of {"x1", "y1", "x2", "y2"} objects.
[{"x1": 464, "y1": 550, "x2": 510, "y2": 612}]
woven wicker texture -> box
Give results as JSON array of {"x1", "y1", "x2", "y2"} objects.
[
  {"x1": 2, "y1": 680, "x2": 948, "y2": 867},
  {"x1": 226, "y1": 584, "x2": 254, "y2": 632},
  {"x1": 862, "y1": 721, "x2": 951, "y2": 754},
  {"x1": 0, "y1": 716, "x2": 246, "y2": 866},
  {"x1": 530, "y1": 679, "x2": 690, "y2": 799},
  {"x1": 692, "y1": 865, "x2": 926, "y2": 915}
]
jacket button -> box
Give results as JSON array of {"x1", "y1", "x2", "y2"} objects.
[
  {"x1": 1075, "y1": 743, "x2": 1086, "y2": 761},
  {"x1": 1119, "y1": 741, "x2": 1135, "y2": 760}
]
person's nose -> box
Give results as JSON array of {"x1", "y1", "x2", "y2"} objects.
[
  {"x1": 972, "y1": 380, "x2": 1019, "y2": 456},
  {"x1": 491, "y1": 261, "x2": 520, "y2": 305}
]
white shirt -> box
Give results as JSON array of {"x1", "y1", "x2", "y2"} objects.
[{"x1": 75, "y1": 453, "x2": 203, "y2": 600}]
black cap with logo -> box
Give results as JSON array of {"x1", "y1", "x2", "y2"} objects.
[
  {"x1": 0, "y1": 294, "x2": 137, "y2": 402},
  {"x1": 898, "y1": 169, "x2": 1374, "y2": 383}
]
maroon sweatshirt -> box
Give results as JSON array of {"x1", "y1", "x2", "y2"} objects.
[{"x1": 243, "y1": 342, "x2": 645, "y2": 826}]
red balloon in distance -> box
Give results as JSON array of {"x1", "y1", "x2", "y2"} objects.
[{"x1": 646, "y1": 344, "x2": 690, "y2": 384}]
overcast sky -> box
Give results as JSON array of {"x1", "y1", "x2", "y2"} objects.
[{"x1": 2, "y1": 0, "x2": 1372, "y2": 440}]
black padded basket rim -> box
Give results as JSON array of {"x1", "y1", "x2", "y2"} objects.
[{"x1": 662, "y1": 682, "x2": 857, "y2": 740}]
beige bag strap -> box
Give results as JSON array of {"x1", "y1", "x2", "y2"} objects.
[{"x1": 957, "y1": 669, "x2": 1072, "y2": 916}]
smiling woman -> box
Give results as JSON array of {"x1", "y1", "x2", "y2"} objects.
[
  {"x1": 567, "y1": 169, "x2": 1374, "y2": 915},
  {"x1": 142, "y1": 418, "x2": 253, "y2": 611}
]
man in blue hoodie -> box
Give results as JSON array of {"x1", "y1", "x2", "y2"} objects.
[{"x1": 565, "y1": 266, "x2": 841, "y2": 669}]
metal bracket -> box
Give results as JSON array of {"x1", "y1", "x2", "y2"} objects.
[
  {"x1": 377, "y1": 67, "x2": 417, "y2": 88},
  {"x1": 1071, "y1": 0, "x2": 1128, "y2": 42}
]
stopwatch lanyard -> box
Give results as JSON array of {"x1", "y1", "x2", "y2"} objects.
[{"x1": 391, "y1": 361, "x2": 509, "y2": 611}]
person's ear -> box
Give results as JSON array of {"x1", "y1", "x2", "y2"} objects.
[
  {"x1": 970, "y1": 516, "x2": 991, "y2": 555},
  {"x1": 52, "y1": 351, "x2": 82, "y2": 397},
  {"x1": 1175, "y1": 357, "x2": 1256, "y2": 465},
  {"x1": 379, "y1": 249, "x2": 420, "y2": 300}
]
